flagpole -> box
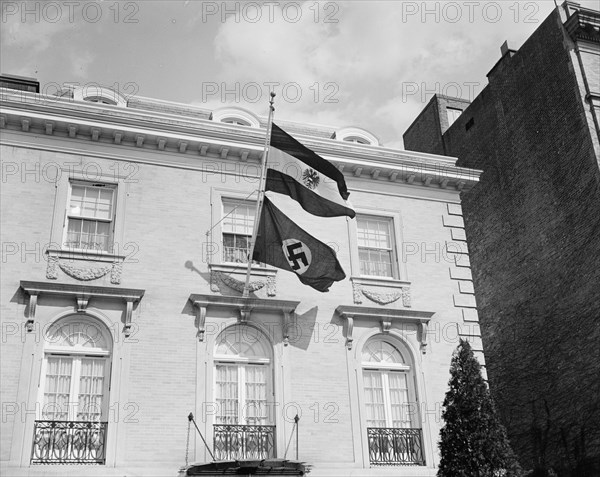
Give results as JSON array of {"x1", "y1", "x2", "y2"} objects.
[{"x1": 243, "y1": 91, "x2": 276, "y2": 298}]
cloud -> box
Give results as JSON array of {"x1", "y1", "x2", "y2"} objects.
[
  {"x1": 0, "y1": 1, "x2": 76, "y2": 53},
  {"x1": 205, "y1": 1, "x2": 596, "y2": 149},
  {"x1": 70, "y1": 50, "x2": 95, "y2": 79}
]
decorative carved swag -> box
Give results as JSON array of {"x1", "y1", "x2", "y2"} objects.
[
  {"x1": 208, "y1": 264, "x2": 277, "y2": 297},
  {"x1": 351, "y1": 277, "x2": 411, "y2": 307},
  {"x1": 46, "y1": 250, "x2": 124, "y2": 284}
]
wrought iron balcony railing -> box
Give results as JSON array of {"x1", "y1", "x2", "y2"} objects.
[
  {"x1": 31, "y1": 420, "x2": 107, "y2": 464},
  {"x1": 213, "y1": 424, "x2": 276, "y2": 460},
  {"x1": 367, "y1": 427, "x2": 425, "y2": 466}
]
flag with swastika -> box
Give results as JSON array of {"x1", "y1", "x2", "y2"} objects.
[{"x1": 252, "y1": 197, "x2": 346, "y2": 292}]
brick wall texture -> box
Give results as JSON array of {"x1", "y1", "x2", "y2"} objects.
[{"x1": 404, "y1": 9, "x2": 600, "y2": 476}]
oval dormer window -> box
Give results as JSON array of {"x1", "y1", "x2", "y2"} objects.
[
  {"x1": 211, "y1": 107, "x2": 260, "y2": 128},
  {"x1": 221, "y1": 117, "x2": 252, "y2": 127},
  {"x1": 84, "y1": 96, "x2": 117, "y2": 105},
  {"x1": 343, "y1": 136, "x2": 370, "y2": 144},
  {"x1": 333, "y1": 127, "x2": 380, "y2": 146},
  {"x1": 71, "y1": 85, "x2": 127, "y2": 107}
]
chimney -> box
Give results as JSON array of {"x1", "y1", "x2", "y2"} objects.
[{"x1": 0, "y1": 74, "x2": 40, "y2": 93}]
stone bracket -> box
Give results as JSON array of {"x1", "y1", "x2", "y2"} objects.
[
  {"x1": 25, "y1": 292, "x2": 39, "y2": 332},
  {"x1": 192, "y1": 303, "x2": 207, "y2": 342}
]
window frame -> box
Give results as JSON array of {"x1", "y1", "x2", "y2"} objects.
[
  {"x1": 356, "y1": 214, "x2": 397, "y2": 279},
  {"x1": 63, "y1": 181, "x2": 117, "y2": 253},
  {"x1": 37, "y1": 316, "x2": 113, "y2": 423},
  {"x1": 213, "y1": 325, "x2": 273, "y2": 426},
  {"x1": 361, "y1": 338, "x2": 416, "y2": 429},
  {"x1": 49, "y1": 166, "x2": 129, "y2": 261},
  {"x1": 446, "y1": 107, "x2": 463, "y2": 127},
  {"x1": 349, "y1": 209, "x2": 405, "y2": 282},
  {"x1": 221, "y1": 197, "x2": 258, "y2": 266}
]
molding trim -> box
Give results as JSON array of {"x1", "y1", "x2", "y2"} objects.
[
  {"x1": 335, "y1": 305, "x2": 434, "y2": 353},
  {"x1": 19, "y1": 280, "x2": 144, "y2": 336},
  {"x1": 189, "y1": 294, "x2": 299, "y2": 345}
]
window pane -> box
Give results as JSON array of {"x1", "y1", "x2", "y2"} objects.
[
  {"x1": 363, "y1": 370, "x2": 386, "y2": 428},
  {"x1": 65, "y1": 219, "x2": 83, "y2": 248},
  {"x1": 77, "y1": 358, "x2": 106, "y2": 422},
  {"x1": 223, "y1": 233, "x2": 249, "y2": 263},
  {"x1": 43, "y1": 357, "x2": 73, "y2": 421},
  {"x1": 65, "y1": 219, "x2": 111, "y2": 251},
  {"x1": 81, "y1": 187, "x2": 99, "y2": 217},
  {"x1": 359, "y1": 249, "x2": 393, "y2": 277},
  {"x1": 245, "y1": 365, "x2": 268, "y2": 425},
  {"x1": 357, "y1": 217, "x2": 391, "y2": 249},
  {"x1": 216, "y1": 365, "x2": 239, "y2": 424},
  {"x1": 362, "y1": 340, "x2": 404, "y2": 364},
  {"x1": 223, "y1": 201, "x2": 254, "y2": 235},
  {"x1": 69, "y1": 184, "x2": 114, "y2": 220},
  {"x1": 96, "y1": 189, "x2": 114, "y2": 220},
  {"x1": 69, "y1": 186, "x2": 85, "y2": 216},
  {"x1": 388, "y1": 372, "x2": 411, "y2": 428}
]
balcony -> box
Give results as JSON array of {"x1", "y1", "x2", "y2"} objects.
[
  {"x1": 213, "y1": 424, "x2": 276, "y2": 460},
  {"x1": 31, "y1": 420, "x2": 107, "y2": 464},
  {"x1": 367, "y1": 427, "x2": 425, "y2": 466}
]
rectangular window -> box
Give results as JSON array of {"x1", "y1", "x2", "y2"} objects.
[
  {"x1": 215, "y1": 363, "x2": 268, "y2": 425},
  {"x1": 222, "y1": 198, "x2": 256, "y2": 264},
  {"x1": 64, "y1": 183, "x2": 115, "y2": 252},
  {"x1": 446, "y1": 107, "x2": 463, "y2": 127},
  {"x1": 42, "y1": 355, "x2": 109, "y2": 422},
  {"x1": 363, "y1": 369, "x2": 411, "y2": 428},
  {"x1": 357, "y1": 216, "x2": 395, "y2": 278}
]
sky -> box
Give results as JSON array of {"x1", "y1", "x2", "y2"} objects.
[{"x1": 1, "y1": 0, "x2": 597, "y2": 149}]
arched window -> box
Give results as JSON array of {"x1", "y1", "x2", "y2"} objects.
[
  {"x1": 362, "y1": 336, "x2": 424, "y2": 465},
  {"x1": 33, "y1": 316, "x2": 112, "y2": 464},
  {"x1": 362, "y1": 338, "x2": 413, "y2": 428},
  {"x1": 210, "y1": 107, "x2": 260, "y2": 128},
  {"x1": 40, "y1": 316, "x2": 112, "y2": 422},
  {"x1": 213, "y1": 325, "x2": 275, "y2": 460},
  {"x1": 214, "y1": 325, "x2": 272, "y2": 426}
]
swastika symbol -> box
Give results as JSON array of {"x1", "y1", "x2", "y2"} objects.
[
  {"x1": 286, "y1": 242, "x2": 309, "y2": 271},
  {"x1": 282, "y1": 239, "x2": 312, "y2": 275}
]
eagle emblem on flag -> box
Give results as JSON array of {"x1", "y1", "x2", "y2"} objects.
[{"x1": 302, "y1": 168, "x2": 320, "y2": 190}]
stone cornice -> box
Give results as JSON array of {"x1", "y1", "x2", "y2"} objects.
[
  {"x1": 188, "y1": 294, "x2": 300, "y2": 344},
  {"x1": 335, "y1": 305, "x2": 435, "y2": 352},
  {"x1": 20, "y1": 280, "x2": 145, "y2": 301},
  {"x1": 1, "y1": 88, "x2": 481, "y2": 191},
  {"x1": 564, "y1": 4, "x2": 600, "y2": 43},
  {"x1": 19, "y1": 280, "x2": 145, "y2": 336}
]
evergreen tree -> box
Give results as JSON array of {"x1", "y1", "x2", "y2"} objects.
[{"x1": 438, "y1": 339, "x2": 522, "y2": 477}]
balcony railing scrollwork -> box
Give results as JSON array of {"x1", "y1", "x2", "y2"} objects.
[
  {"x1": 367, "y1": 427, "x2": 425, "y2": 466},
  {"x1": 31, "y1": 420, "x2": 108, "y2": 464},
  {"x1": 213, "y1": 424, "x2": 275, "y2": 460}
]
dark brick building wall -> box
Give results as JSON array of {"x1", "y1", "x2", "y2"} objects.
[
  {"x1": 403, "y1": 95, "x2": 471, "y2": 155},
  {"x1": 403, "y1": 6, "x2": 600, "y2": 476}
]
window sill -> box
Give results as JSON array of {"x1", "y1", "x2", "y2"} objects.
[
  {"x1": 47, "y1": 248, "x2": 126, "y2": 263},
  {"x1": 209, "y1": 263, "x2": 277, "y2": 297},
  {"x1": 350, "y1": 276, "x2": 411, "y2": 308}
]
